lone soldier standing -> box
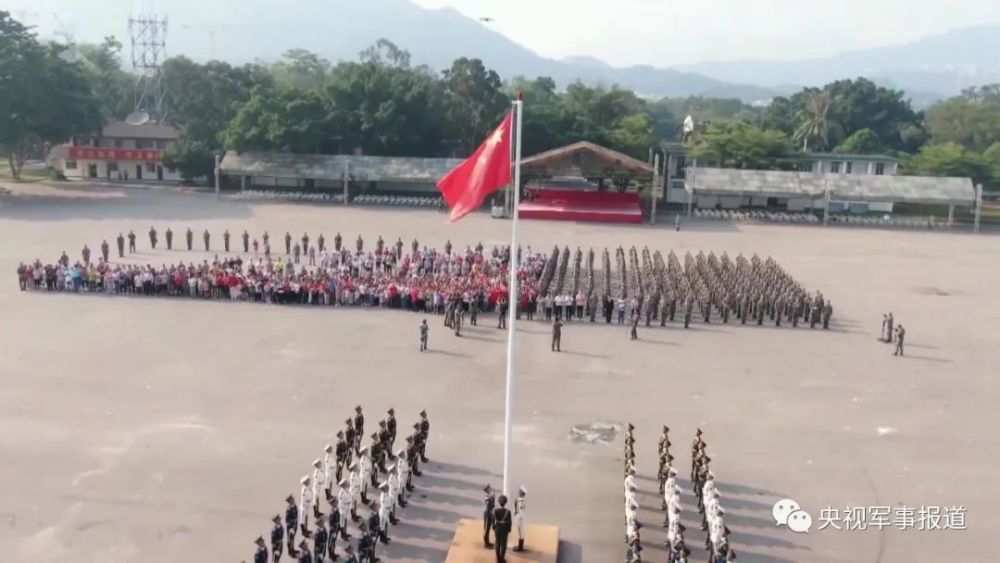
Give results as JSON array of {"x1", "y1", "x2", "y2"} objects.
[
  {"x1": 243, "y1": 230, "x2": 250, "y2": 253},
  {"x1": 165, "y1": 227, "x2": 173, "y2": 250},
  {"x1": 203, "y1": 229, "x2": 211, "y2": 251},
  {"x1": 285, "y1": 232, "x2": 292, "y2": 255},
  {"x1": 81, "y1": 244, "x2": 91, "y2": 264},
  {"x1": 823, "y1": 301, "x2": 833, "y2": 329},
  {"x1": 356, "y1": 235, "x2": 363, "y2": 254},
  {"x1": 263, "y1": 231, "x2": 270, "y2": 249},
  {"x1": 445, "y1": 239, "x2": 452, "y2": 255},
  {"x1": 117, "y1": 233, "x2": 125, "y2": 258},
  {"x1": 493, "y1": 495, "x2": 513, "y2": 562},
  {"x1": 395, "y1": 237, "x2": 404, "y2": 259},
  {"x1": 513, "y1": 486, "x2": 527, "y2": 552},
  {"x1": 629, "y1": 310, "x2": 639, "y2": 340},
  {"x1": 223, "y1": 229, "x2": 231, "y2": 252},
  {"x1": 334, "y1": 232, "x2": 342, "y2": 252},
  {"x1": 893, "y1": 325, "x2": 906, "y2": 356},
  {"x1": 419, "y1": 319, "x2": 429, "y2": 351},
  {"x1": 185, "y1": 228, "x2": 193, "y2": 251},
  {"x1": 293, "y1": 243, "x2": 301, "y2": 264},
  {"x1": 411, "y1": 238, "x2": 419, "y2": 255},
  {"x1": 127, "y1": 230, "x2": 137, "y2": 253},
  {"x1": 148, "y1": 226, "x2": 157, "y2": 249},
  {"x1": 551, "y1": 319, "x2": 562, "y2": 352},
  {"x1": 317, "y1": 233, "x2": 325, "y2": 253},
  {"x1": 101, "y1": 240, "x2": 110, "y2": 263},
  {"x1": 302, "y1": 232, "x2": 310, "y2": 254},
  {"x1": 271, "y1": 515, "x2": 285, "y2": 562},
  {"x1": 497, "y1": 296, "x2": 509, "y2": 329},
  {"x1": 483, "y1": 485, "x2": 496, "y2": 548}
]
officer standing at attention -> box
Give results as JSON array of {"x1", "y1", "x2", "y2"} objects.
[
  {"x1": 270, "y1": 515, "x2": 284, "y2": 562},
  {"x1": 493, "y1": 495, "x2": 513, "y2": 562},
  {"x1": 354, "y1": 406, "x2": 365, "y2": 454},
  {"x1": 117, "y1": 233, "x2": 125, "y2": 258},
  {"x1": 420, "y1": 319, "x2": 429, "y2": 351},
  {"x1": 81, "y1": 244, "x2": 91, "y2": 264},
  {"x1": 127, "y1": 230, "x2": 137, "y2": 253},
  {"x1": 148, "y1": 226, "x2": 157, "y2": 249},
  {"x1": 223, "y1": 229, "x2": 231, "y2": 252},
  {"x1": 483, "y1": 485, "x2": 496, "y2": 548},
  {"x1": 513, "y1": 486, "x2": 527, "y2": 552},
  {"x1": 296, "y1": 539, "x2": 311, "y2": 563},
  {"x1": 823, "y1": 301, "x2": 833, "y2": 329},
  {"x1": 203, "y1": 229, "x2": 211, "y2": 251},
  {"x1": 165, "y1": 227, "x2": 173, "y2": 250},
  {"x1": 254, "y1": 536, "x2": 268, "y2": 563},
  {"x1": 100, "y1": 240, "x2": 110, "y2": 263},
  {"x1": 317, "y1": 233, "x2": 325, "y2": 253},
  {"x1": 302, "y1": 232, "x2": 310, "y2": 254},
  {"x1": 498, "y1": 296, "x2": 509, "y2": 329},
  {"x1": 551, "y1": 319, "x2": 562, "y2": 352},
  {"x1": 630, "y1": 309, "x2": 639, "y2": 340},
  {"x1": 185, "y1": 228, "x2": 193, "y2": 251},
  {"x1": 334, "y1": 232, "x2": 342, "y2": 252},
  {"x1": 285, "y1": 232, "x2": 293, "y2": 255},
  {"x1": 312, "y1": 518, "x2": 328, "y2": 563},
  {"x1": 284, "y1": 495, "x2": 299, "y2": 556},
  {"x1": 893, "y1": 325, "x2": 906, "y2": 356},
  {"x1": 243, "y1": 230, "x2": 250, "y2": 253}
]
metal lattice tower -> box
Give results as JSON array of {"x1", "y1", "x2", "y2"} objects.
[{"x1": 128, "y1": 13, "x2": 168, "y2": 123}]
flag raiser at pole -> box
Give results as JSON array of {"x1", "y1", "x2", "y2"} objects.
[{"x1": 436, "y1": 111, "x2": 514, "y2": 222}]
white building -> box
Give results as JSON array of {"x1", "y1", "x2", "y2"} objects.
[
  {"x1": 803, "y1": 152, "x2": 899, "y2": 176},
  {"x1": 49, "y1": 121, "x2": 183, "y2": 182}
]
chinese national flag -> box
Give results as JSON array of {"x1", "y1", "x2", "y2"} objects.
[{"x1": 437, "y1": 111, "x2": 513, "y2": 222}]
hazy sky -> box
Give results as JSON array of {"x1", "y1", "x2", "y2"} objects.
[
  {"x1": 412, "y1": 0, "x2": 1000, "y2": 66},
  {"x1": 7, "y1": 0, "x2": 1000, "y2": 67}
]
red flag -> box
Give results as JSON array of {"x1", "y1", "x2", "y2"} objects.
[{"x1": 437, "y1": 111, "x2": 513, "y2": 222}]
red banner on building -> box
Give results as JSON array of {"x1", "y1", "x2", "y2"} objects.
[{"x1": 68, "y1": 147, "x2": 163, "y2": 162}]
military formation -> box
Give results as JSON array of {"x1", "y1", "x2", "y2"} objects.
[
  {"x1": 251, "y1": 407, "x2": 430, "y2": 563},
  {"x1": 623, "y1": 426, "x2": 737, "y2": 563}
]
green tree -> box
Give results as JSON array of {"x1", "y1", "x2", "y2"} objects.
[
  {"x1": 162, "y1": 137, "x2": 215, "y2": 183},
  {"x1": 270, "y1": 49, "x2": 332, "y2": 92},
  {"x1": 442, "y1": 57, "x2": 508, "y2": 154},
  {"x1": 689, "y1": 122, "x2": 794, "y2": 170},
  {"x1": 822, "y1": 78, "x2": 922, "y2": 152},
  {"x1": 0, "y1": 11, "x2": 102, "y2": 179},
  {"x1": 925, "y1": 94, "x2": 1000, "y2": 152},
  {"x1": 505, "y1": 76, "x2": 572, "y2": 155},
  {"x1": 761, "y1": 96, "x2": 796, "y2": 137},
  {"x1": 162, "y1": 57, "x2": 273, "y2": 149},
  {"x1": 223, "y1": 87, "x2": 332, "y2": 153},
  {"x1": 794, "y1": 91, "x2": 838, "y2": 151},
  {"x1": 78, "y1": 36, "x2": 132, "y2": 120},
  {"x1": 608, "y1": 114, "x2": 654, "y2": 159},
  {"x1": 901, "y1": 142, "x2": 995, "y2": 186},
  {"x1": 834, "y1": 128, "x2": 884, "y2": 154},
  {"x1": 326, "y1": 42, "x2": 445, "y2": 156}
]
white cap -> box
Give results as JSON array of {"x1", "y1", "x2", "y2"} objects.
[
  {"x1": 313, "y1": 458, "x2": 321, "y2": 467},
  {"x1": 300, "y1": 475, "x2": 310, "y2": 484},
  {"x1": 519, "y1": 486, "x2": 527, "y2": 494}
]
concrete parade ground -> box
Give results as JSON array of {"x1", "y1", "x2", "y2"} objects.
[{"x1": 0, "y1": 181, "x2": 997, "y2": 562}]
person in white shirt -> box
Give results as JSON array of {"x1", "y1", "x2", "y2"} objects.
[
  {"x1": 299, "y1": 475, "x2": 314, "y2": 536},
  {"x1": 348, "y1": 462, "x2": 362, "y2": 522},
  {"x1": 311, "y1": 458, "x2": 325, "y2": 519}
]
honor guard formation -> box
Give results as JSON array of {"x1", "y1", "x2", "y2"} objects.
[
  {"x1": 251, "y1": 407, "x2": 429, "y2": 563},
  {"x1": 17, "y1": 227, "x2": 833, "y2": 339},
  {"x1": 623, "y1": 425, "x2": 736, "y2": 563},
  {"x1": 481, "y1": 484, "x2": 528, "y2": 562}
]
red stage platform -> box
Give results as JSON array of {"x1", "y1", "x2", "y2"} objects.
[{"x1": 519, "y1": 189, "x2": 643, "y2": 224}]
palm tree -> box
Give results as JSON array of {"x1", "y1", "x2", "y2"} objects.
[{"x1": 794, "y1": 92, "x2": 834, "y2": 152}]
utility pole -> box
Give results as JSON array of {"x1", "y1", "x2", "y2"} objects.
[
  {"x1": 973, "y1": 184, "x2": 983, "y2": 233},
  {"x1": 214, "y1": 154, "x2": 221, "y2": 199},
  {"x1": 651, "y1": 153, "x2": 660, "y2": 225}
]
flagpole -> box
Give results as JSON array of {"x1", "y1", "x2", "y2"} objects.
[{"x1": 502, "y1": 98, "x2": 523, "y2": 498}]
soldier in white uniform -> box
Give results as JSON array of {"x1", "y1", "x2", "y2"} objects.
[
  {"x1": 322, "y1": 445, "x2": 336, "y2": 501},
  {"x1": 395, "y1": 450, "x2": 410, "y2": 506},
  {"x1": 513, "y1": 486, "x2": 527, "y2": 552},
  {"x1": 377, "y1": 482, "x2": 392, "y2": 544},
  {"x1": 336, "y1": 479, "x2": 353, "y2": 536},
  {"x1": 311, "y1": 458, "x2": 325, "y2": 519},
  {"x1": 358, "y1": 446, "x2": 372, "y2": 505},
  {"x1": 348, "y1": 462, "x2": 363, "y2": 522},
  {"x1": 386, "y1": 465, "x2": 401, "y2": 525},
  {"x1": 299, "y1": 475, "x2": 314, "y2": 537}
]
